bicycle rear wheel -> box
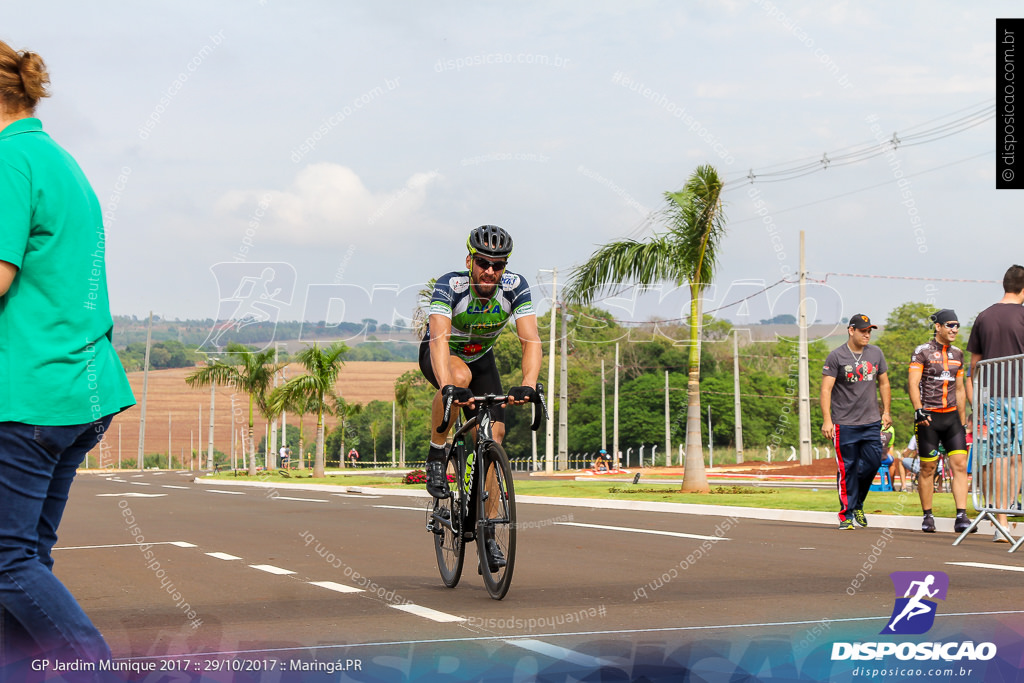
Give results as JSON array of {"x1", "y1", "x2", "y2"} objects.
[
  {"x1": 477, "y1": 441, "x2": 516, "y2": 600},
  {"x1": 431, "y1": 448, "x2": 465, "y2": 587}
]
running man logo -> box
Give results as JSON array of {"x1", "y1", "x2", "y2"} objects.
[
  {"x1": 882, "y1": 571, "x2": 949, "y2": 635},
  {"x1": 198, "y1": 262, "x2": 297, "y2": 353}
]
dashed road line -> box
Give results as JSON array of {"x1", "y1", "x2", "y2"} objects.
[
  {"x1": 389, "y1": 603, "x2": 466, "y2": 623},
  {"x1": 273, "y1": 496, "x2": 329, "y2": 503},
  {"x1": 96, "y1": 493, "x2": 167, "y2": 498},
  {"x1": 554, "y1": 522, "x2": 730, "y2": 542},
  {"x1": 250, "y1": 564, "x2": 296, "y2": 575},
  {"x1": 129, "y1": 481, "x2": 152, "y2": 486},
  {"x1": 162, "y1": 485, "x2": 190, "y2": 489},
  {"x1": 309, "y1": 581, "x2": 365, "y2": 594},
  {"x1": 374, "y1": 505, "x2": 426, "y2": 512},
  {"x1": 206, "y1": 489, "x2": 246, "y2": 495},
  {"x1": 503, "y1": 639, "x2": 613, "y2": 668},
  {"x1": 207, "y1": 552, "x2": 242, "y2": 561}
]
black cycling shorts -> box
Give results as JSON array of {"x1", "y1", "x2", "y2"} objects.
[
  {"x1": 916, "y1": 410, "x2": 967, "y2": 461},
  {"x1": 419, "y1": 337, "x2": 505, "y2": 424}
]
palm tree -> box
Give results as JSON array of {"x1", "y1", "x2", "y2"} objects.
[
  {"x1": 267, "y1": 342, "x2": 348, "y2": 477},
  {"x1": 394, "y1": 371, "x2": 422, "y2": 467},
  {"x1": 186, "y1": 343, "x2": 279, "y2": 476},
  {"x1": 268, "y1": 387, "x2": 314, "y2": 470},
  {"x1": 333, "y1": 397, "x2": 363, "y2": 467},
  {"x1": 565, "y1": 165, "x2": 726, "y2": 492}
]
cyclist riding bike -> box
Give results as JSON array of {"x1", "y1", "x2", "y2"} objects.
[
  {"x1": 909, "y1": 308, "x2": 972, "y2": 534},
  {"x1": 420, "y1": 225, "x2": 543, "y2": 526}
]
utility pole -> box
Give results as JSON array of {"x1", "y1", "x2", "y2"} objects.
[
  {"x1": 542, "y1": 268, "x2": 557, "y2": 474},
  {"x1": 137, "y1": 311, "x2": 153, "y2": 472},
  {"x1": 208, "y1": 381, "x2": 216, "y2": 469},
  {"x1": 798, "y1": 230, "x2": 812, "y2": 465},
  {"x1": 613, "y1": 342, "x2": 620, "y2": 470},
  {"x1": 601, "y1": 359, "x2": 607, "y2": 453},
  {"x1": 270, "y1": 344, "x2": 279, "y2": 469},
  {"x1": 733, "y1": 329, "x2": 744, "y2": 463},
  {"x1": 664, "y1": 370, "x2": 670, "y2": 464},
  {"x1": 558, "y1": 308, "x2": 568, "y2": 470}
]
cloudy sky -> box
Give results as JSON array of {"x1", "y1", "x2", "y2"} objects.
[{"x1": 4, "y1": 1, "x2": 1011, "y2": 337}]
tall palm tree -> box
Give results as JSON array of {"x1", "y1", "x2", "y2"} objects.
[
  {"x1": 565, "y1": 165, "x2": 726, "y2": 492},
  {"x1": 267, "y1": 342, "x2": 348, "y2": 477},
  {"x1": 394, "y1": 371, "x2": 423, "y2": 467},
  {"x1": 332, "y1": 397, "x2": 363, "y2": 467},
  {"x1": 186, "y1": 343, "x2": 280, "y2": 476},
  {"x1": 267, "y1": 386, "x2": 314, "y2": 470}
]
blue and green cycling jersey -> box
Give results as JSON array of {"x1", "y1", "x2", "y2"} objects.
[{"x1": 427, "y1": 269, "x2": 535, "y2": 362}]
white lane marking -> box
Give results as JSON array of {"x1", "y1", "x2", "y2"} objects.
[
  {"x1": 333, "y1": 493, "x2": 381, "y2": 499},
  {"x1": 129, "y1": 481, "x2": 152, "y2": 486},
  {"x1": 389, "y1": 603, "x2": 466, "y2": 623},
  {"x1": 554, "y1": 522, "x2": 730, "y2": 542},
  {"x1": 56, "y1": 541, "x2": 192, "y2": 551},
  {"x1": 207, "y1": 552, "x2": 242, "y2": 561},
  {"x1": 309, "y1": 581, "x2": 365, "y2": 594},
  {"x1": 503, "y1": 639, "x2": 613, "y2": 668},
  {"x1": 799, "y1": 547, "x2": 816, "y2": 550},
  {"x1": 96, "y1": 493, "x2": 167, "y2": 498},
  {"x1": 162, "y1": 485, "x2": 189, "y2": 489},
  {"x1": 206, "y1": 490, "x2": 246, "y2": 495},
  {"x1": 273, "y1": 496, "x2": 328, "y2": 503},
  {"x1": 374, "y1": 505, "x2": 427, "y2": 512},
  {"x1": 947, "y1": 561, "x2": 1024, "y2": 573},
  {"x1": 124, "y1": 610, "x2": 1024, "y2": 661},
  {"x1": 250, "y1": 564, "x2": 295, "y2": 575}
]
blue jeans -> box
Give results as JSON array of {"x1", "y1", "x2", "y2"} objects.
[{"x1": 0, "y1": 417, "x2": 113, "y2": 676}]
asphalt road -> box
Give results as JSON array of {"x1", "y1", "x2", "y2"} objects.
[{"x1": 45, "y1": 471, "x2": 1024, "y2": 682}]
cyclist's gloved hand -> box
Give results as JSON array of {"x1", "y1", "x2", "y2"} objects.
[
  {"x1": 442, "y1": 385, "x2": 473, "y2": 403},
  {"x1": 507, "y1": 386, "x2": 535, "y2": 403},
  {"x1": 914, "y1": 408, "x2": 931, "y2": 425}
]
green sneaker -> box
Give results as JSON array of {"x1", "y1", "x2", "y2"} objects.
[
  {"x1": 853, "y1": 509, "x2": 868, "y2": 527},
  {"x1": 838, "y1": 519, "x2": 855, "y2": 530}
]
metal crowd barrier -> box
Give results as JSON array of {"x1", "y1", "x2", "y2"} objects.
[{"x1": 955, "y1": 353, "x2": 1024, "y2": 550}]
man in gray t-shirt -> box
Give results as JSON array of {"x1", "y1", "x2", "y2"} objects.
[{"x1": 821, "y1": 314, "x2": 892, "y2": 530}]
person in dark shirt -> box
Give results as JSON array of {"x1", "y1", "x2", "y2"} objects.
[
  {"x1": 821, "y1": 314, "x2": 892, "y2": 530},
  {"x1": 966, "y1": 265, "x2": 1024, "y2": 540}
]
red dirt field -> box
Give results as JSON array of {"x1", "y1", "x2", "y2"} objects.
[{"x1": 98, "y1": 362, "x2": 416, "y2": 468}]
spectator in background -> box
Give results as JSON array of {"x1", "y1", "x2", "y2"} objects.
[
  {"x1": 909, "y1": 309, "x2": 972, "y2": 533},
  {"x1": 966, "y1": 265, "x2": 1024, "y2": 541},
  {"x1": 0, "y1": 40, "x2": 135, "y2": 675},
  {"x1": 348, "y1": 447, "x2": 360, "y2": 467},
  {"x1": 821, "y1": 314, "x2": 892, "y2": 531}
]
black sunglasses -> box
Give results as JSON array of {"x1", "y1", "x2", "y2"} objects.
[
  {"x1": 474, "y1": 256, "x2": 507, "y2": 271},
  {"x1": 944, "y1": 322, "x2": 960, "y2": 329}
]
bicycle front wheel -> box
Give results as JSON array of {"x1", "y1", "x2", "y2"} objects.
[
  {"x1": 432, "y1": 449, "x2": 465, "y2": 587},
  {"x1": 477, "y1": 441, "x2": 516, "y2": 600}
]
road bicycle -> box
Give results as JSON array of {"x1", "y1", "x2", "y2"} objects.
[{"x1": 425, "y1": 388, "x2": 546, "y2": 600}]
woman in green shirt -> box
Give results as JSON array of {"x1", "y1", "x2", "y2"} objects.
[{"x1": 0, "y1": 39, "x2": 135, "y2": 676}]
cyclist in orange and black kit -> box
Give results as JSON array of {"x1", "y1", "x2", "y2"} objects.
[{"x1": 909, "y1": 308, "x2": 974, "y2": 534}]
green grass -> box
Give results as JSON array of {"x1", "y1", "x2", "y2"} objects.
[{"x1": 201, "y1": 469, "x2": 1006, "y2": 519}]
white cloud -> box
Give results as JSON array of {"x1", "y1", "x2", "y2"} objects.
[{"x1": 216, "y1": 163, "x2": 441, "y2": 247}]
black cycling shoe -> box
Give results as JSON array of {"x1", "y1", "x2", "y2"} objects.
[
  {"x1": 921, "y1": 514, "x2": 936, "y2": 533},
  {"x1": 425, "y1": 457, "x2": 450, "y2": 499},
  {"x1": 485, "y1": 538, "x2": 506, "y2": 571}
]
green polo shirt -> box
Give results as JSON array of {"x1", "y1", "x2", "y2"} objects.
[{"x1": 0, "y1": 118, "x2": 135, "y2": 425}]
